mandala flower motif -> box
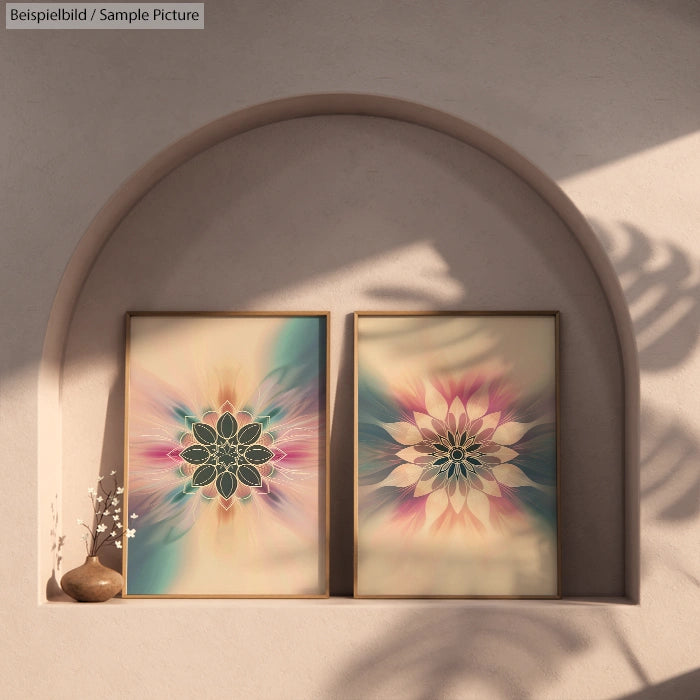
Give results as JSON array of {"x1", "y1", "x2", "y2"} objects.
[
  {"x1": 172, "y1": 406, "x2": 282, "y2": 509},
  {"x1": 379, "y1": 382, "x2": 543, "y2": 528}
]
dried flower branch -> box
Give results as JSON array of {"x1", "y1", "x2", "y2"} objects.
[{"x1": 76, "y1": 473, "x2": 136, "y2": 556}]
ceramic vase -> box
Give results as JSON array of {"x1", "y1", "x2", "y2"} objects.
[{"x1": 60, "y1": 556, "x2": 123, "y2": 602}]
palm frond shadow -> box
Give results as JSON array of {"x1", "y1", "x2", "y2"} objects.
[
  {"x1": 639, "y1": 405, "x2": 700, "y2": 585},
  {"x1": 329, "y1": 602, "x2": 666, "y2": 700},
  {"x1": 595, "y1": 221, "x2": 700, "y2": 372},
  {"x1": 641, "y1": 408, "x2": 700, "y2": 523},
  {"x1": 330, "y1": 608, "x2": 589, "y2": 699}
]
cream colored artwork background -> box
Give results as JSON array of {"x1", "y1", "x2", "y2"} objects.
[
  {"x1": 356, "y1": 315, "x2": 557, "y2": 597},
  {"x1": 125, "y1": 315, "x2": 326, "y2": 596}
]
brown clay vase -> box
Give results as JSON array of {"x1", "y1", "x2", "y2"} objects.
[{"x1": 60, "y1": 556, "x2": 123, "y2": 602}]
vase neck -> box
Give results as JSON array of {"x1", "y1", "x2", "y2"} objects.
[{"x1": 85, "y1": 555, "x2": 100, "y2": 564}]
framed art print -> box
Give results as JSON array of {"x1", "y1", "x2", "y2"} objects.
[
  {"x1": 124, "y1": 312, "x2": 329, "y2": 597},
  {"x1": 354, "y1": 312, "x2": 560, "y2": 598}
]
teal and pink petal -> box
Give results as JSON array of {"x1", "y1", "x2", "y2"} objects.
[{"x1": 358, "y1": 373, "x2": 556, "y2": 534}]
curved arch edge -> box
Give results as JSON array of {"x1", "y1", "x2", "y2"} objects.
[{"x1": 38, "y1": 93, "x2": 640, "y2": 602}]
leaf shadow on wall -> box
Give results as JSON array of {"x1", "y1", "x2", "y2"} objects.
[
  {"x1": 595, "y1": 221, "x2": 700, "y2": 566},
  {"x1": 638, "y1": 404, "x2": 700, "y2": 588},
  {"x1": 595, "y1": 221, "x2": 700, "y2": 372},
  {"x1": 641, "y1": 406, "x2": 700, "y2": 529},
  {"x1": 328, "y1": 607, "x2": 596, "y2": 700},
  {"x1": 329, "y1": 220, "x2": 700, "y2": 698},
  {"x1": 327, "y1": 226, "x2": 700, "y2": 698}
]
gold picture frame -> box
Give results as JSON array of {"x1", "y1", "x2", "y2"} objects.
[
  {"x1": 124, "y1": 311, "x2": 330, "y2": 598},
  {"x1": 354, "y1": 311, "x2": 561, "y2": 599}
]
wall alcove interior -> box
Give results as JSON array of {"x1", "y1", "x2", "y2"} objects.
[{"x1": 40, "y1": 96, "x2": 638, "y2": 601}]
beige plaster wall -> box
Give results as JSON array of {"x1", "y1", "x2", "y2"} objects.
[{"x1": 2, "y1": 2, "x2": 699, "y2": 698}]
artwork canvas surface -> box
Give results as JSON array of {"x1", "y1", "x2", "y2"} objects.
[
  {"x1": 355, "y1": 312, "x2": 559, "y2": 598},
  {"x1": 124, "y1": 313, "x2": 328, "y2": 597}
]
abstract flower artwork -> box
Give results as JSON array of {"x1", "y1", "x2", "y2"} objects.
[
  {"x1": 355, "y1": 313, "x2": 559, "y2": 597},
  {"x1": 124, "y1": 313, "x2": 328, "y2": 597}
]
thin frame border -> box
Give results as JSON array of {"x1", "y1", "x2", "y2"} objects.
[
  {"x1": 123, "y1": 310, "x2": 331, "y2": 599},
  {"x1": 353, "y1": 310, "x2": 561, "y2": 600}
]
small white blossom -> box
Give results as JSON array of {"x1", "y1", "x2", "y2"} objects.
[
  {"x1": 130, "y1": 513, "x2": 138, "y2": 519},
  {"x1": 77, "y1": 475, "x2": 129, "y2": 552}
]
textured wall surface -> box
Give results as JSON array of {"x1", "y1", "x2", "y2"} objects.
[{"x1": 2, "y1": 2, "x2": 699, "y2": 698}]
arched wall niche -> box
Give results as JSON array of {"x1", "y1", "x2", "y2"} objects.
[{"x1": 39, "y1": 94, "x2": 639, "y2": 602}]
